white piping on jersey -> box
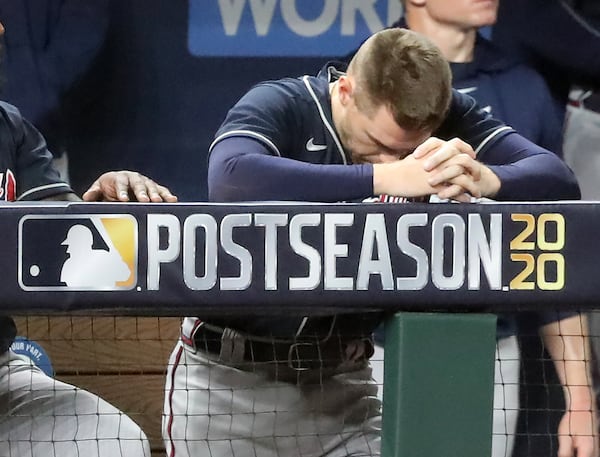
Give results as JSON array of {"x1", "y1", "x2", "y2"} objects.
[
  {"x1": 457, "y1": 86, "x2": 478, "y2": 95},
  {"x1": 302, "y1": 76, "x2": 347, "y2": 165},
  {"x1": 17, "y1": 182, "x2": 71, "y2": 200},
  {"x1": 210, "y1": 130, "x2": 282, "y2": 157},
  {"x1": 474, "y1": 126, "x2": 513, "y2": 155}
]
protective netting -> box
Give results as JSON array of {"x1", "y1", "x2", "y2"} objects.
[{"x1": 5, "y1": 313, "x2": 600, "y2": 457}]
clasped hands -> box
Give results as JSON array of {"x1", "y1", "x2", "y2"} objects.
[{"x1": 373, "y1": 137, "x2": 501, "y2": 201}]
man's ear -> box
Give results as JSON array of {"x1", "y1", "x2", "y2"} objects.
[
  {"x1": 337, "y1": 75, "x2": 354, "y2": 106},
  {"x1": 406, "y1": 0, "x2": 426, "y2": 7}
]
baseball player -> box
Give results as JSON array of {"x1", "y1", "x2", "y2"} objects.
[
  {"x1": 163, "y1": 28, "x2": 580, "y2": 457},
  {"x1": 0, "y1": 100, "x2": 177, "y2": 456}
]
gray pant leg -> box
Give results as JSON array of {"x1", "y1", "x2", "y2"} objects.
[
  {"x1": 492, "y1": 336, "x2": 520, "y2": 457},
  {"x1": 0, "y1": 351, "x2": 150, "y2": 457},
  {"x1": 164, "y1": 340, "x2": 381, "y2": 457}
]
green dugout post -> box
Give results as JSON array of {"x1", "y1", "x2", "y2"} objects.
[{"x1": 382, "y1": 312, "x2": 497, "y2": 457}]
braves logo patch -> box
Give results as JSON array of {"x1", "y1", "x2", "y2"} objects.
[
  {"x1": 0, "y1": 170, "x2": 17, "y2": 201},
  {"x1": 18, "y1": 215, "x2": 138, "y2": 291}
]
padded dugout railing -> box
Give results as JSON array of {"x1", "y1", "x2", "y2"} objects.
[{"x1": 2, "y1": 201, "x2": 593, "y2": 456}]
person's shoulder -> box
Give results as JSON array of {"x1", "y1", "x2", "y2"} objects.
[
  {"x1": 505, "y1": 63, "x2": 549, "y2": 86},
  {"x1": 252, "y1": 75, "x2": 309, "y2": 93},
  {"x1": 258, "y1": 74, "x2": 326, "y2": 97},
  {"x1": 472, "y1": 37, "x2": 555, "y2": 101},
  {"x1": 474, "y1": 34, "x2": 525, "y2": 72},
  {"x1": 477, "y1": 36, "x2": 546, "y2": 79},
  {"x1": 0, "y1": 101, "x2": 25, "y2": 123},
  {"x1": 237, "y1": 74, "x2": 327, "y2": 113},
  {"x1": 0, "y1": 101, "x2": 28, "y2": 146},
  {"x1": 486, "y1": 53, "x2": 555, "y2": 101},
  {"x1": 448, "y1": 89, "x2": 478, "y2": 114},
  {"x1": 237, "y1": 76, "x2": 308, "y2": 105}
]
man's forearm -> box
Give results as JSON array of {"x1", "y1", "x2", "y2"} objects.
[
  {"x1": 541, "y1": 313, "x2": 598, "y2": 456},
  {"x1": 541, "y1": 313, "x2": 594, "y2": 410}
]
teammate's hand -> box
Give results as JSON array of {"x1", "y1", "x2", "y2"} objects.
[
  {"x1": 557, "y1": 409, "x2": 598, "y2": 457},
  {"x1": 82, "y1": 170, "x2": 178, "y2": 203}
]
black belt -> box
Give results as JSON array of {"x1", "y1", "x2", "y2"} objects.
[{"x1": 193, "y1": 323, "x2": 372, "y2": 371}]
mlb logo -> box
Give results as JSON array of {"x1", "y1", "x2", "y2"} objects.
[{"x1": 18, "y1": 215, "x2": 138, "y2": 291}]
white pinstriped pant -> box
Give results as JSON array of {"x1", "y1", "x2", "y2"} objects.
[
  {"x1": 0, "y1": 351, "x2": 151, "y2": 457},
  {"x1": 164, "y1": 339, "x2": 381, "y2": 457}
]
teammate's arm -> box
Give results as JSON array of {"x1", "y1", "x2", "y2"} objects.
[
  {"x1": 4, "y1": 100, "x2": 175, "y2": 204},
  {"x1": 540, "y1": 314, "x2": 599, "y2": 457},
  {"x1": 39, "y1": 172, "x2": 178, "y2": 203},
  {"x1": 42, "y1": 192, "x2": 81, "y2": 202}
]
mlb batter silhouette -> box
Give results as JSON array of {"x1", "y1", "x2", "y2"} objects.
[{"x1": 60, "y1": 224, "x2": 130, "y2": 287}]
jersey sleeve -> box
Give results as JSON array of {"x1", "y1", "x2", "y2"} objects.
[
  {"x1": 0, "y1": 103, "x2": 72, "y2": 200},
  {"x1": 208, "y1": 136, "x2": 372, "y2": 202},
  {"x1": 437, "y1": 91, "x2": 579, "y2": 201},
  {"x1": 435, "y1": 89, "x2": 514, "y2": 152},
  {"x1": 481, "y1": 132, "x2": 580, "y2": 200}
]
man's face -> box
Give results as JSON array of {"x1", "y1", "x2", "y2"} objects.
[
  {"x1": 337, "y1": 96, "x2": 431, "y2": 165},
  {"x1": 420, "y1": 0, "x2": 499, "y2": 29}
]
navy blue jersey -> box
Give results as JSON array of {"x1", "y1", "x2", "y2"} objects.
[
  {"x1": 209, "y1": 63, "x2": 579, "y2": 204},
  {"x1": 0, "y1": 101, "x2": 72, "y2": 354}
]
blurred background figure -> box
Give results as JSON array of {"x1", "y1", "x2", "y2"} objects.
[{"x1": 0, "y1": 0, "x2": 109, "y2": 182}]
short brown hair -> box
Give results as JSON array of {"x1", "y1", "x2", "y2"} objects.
[{"x1": 347, "y1": 28, "x2": 452, "y2": 132}]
